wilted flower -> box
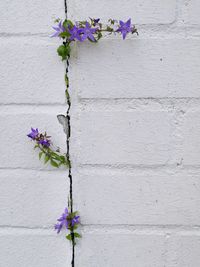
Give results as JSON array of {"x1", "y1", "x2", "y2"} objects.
[
  {"x1": 51, "y1": 21, "x2": 65, "y2": 38},
  {"x1": 93, "y1": 18, "x2": 100, "y2": 25},
  {"x1": 117, "y1": 19, "x2": 132, "y2": 40}
]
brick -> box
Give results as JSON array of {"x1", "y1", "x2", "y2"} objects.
[
  {"x1": 69, "y1": 0, "x2": 176, "y2": 24},
  {"x1": 71, "y1": 39, "x2": 200, "y2": 98},
  {"x1": 75, "y1": 173, "x2": 200, "y2": 225},
  {"x1": 0, "y1": 38, "x2": 65, "y2": 104},
  {"x1": 183, "y1": 111, "x2": 200, "y2": 166},
  {"x1": 0, "y1": 170, "x2": 67, "y2": 227},
  {"x1": 187, "y1": 0, "x2": 200, "y2": 25},
  {"x1": 0, "y1": 230, "x2": 70, "y2": 267},
  {"x1": 76, "y1": 230, "x2": 166, "y2": 267},
  {"x1": 168, "y1": 232, "x2": 200, "y2": 267},
  {"x1": 0, "y1": 0, "x2": 64, "y2": 33},
  {"x1": 78, "y1": 111, "x2": 174, "y2": 165},
  {"x1": 0, "y1": 110, "x2": 66, "y2": 169}
]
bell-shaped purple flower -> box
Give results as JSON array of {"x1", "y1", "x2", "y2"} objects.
[
  {"x1": 27, "y1": 128, "x2": 39, "y2": 140},
  {"x1": 68, "y1": 25, "x2": 82, "y2": 41},
  {"x1": 117, "y1": 19, "x2": 132, "y2": 40},
  {"x1": 51, "y1": 21, "x2": 65, "y2": 38},
  {"x1": 79, "y1": 22, "x2": 98, "y2": 42}
]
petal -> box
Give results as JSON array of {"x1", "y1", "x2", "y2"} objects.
[
  {"x1": 122, "y1": 31, "x2": 127, "y2": 40},
  {"x1": 119, "y1": 20, "x2": 124, "y2": 27},
  {"x1": 126, "y1": 18, "x2": 131, "y2": 27}
]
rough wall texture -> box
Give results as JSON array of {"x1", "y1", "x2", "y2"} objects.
[{"x1": 0, "y1": 0, "x2": 200, "y2": 266}]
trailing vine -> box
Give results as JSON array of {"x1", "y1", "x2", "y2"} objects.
[{"x1": 27, "y1": 0, "x2": 138, "y2": 266}]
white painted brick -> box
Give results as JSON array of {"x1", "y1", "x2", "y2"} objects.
[
  {"x1": 168, "y1": 232, "x2": 200, "y2": 267},
  {"x1": 0, "y1": 38, "x2": 65, "y2": 104},
  {"x1": 183, "y1": 111, "x2": 200, "y2": 166},
  {"x1": 76, "y1": 230, "x2": 167, "y2": 267},
  {"x1": 79, "y1": 111, "x2": 174, "y2": 165},
  {"x1": 0, "y1": 170, "x2": 67, "y2": 227},
  {"x1": 69, "y1": 0, "x2": 176, "y2": 24},
  {"x1": 76, "y1": 173, "x2": 200, "y2": 225},
  {"x1": 0, "y1": 0, "x2": 64, "y2": 33},
  {"x1": 0, "y1": 109, "x2": 66, "y2": 169},
  {"x1": 0, "y1": 230, "x2": 70, "y2": 267},
  {"x1": 72, "y1": 39, "x2": 200, "y2": 98},
  {"x1": 187, "y1": 0, "x2": 200, "y2": 25}
]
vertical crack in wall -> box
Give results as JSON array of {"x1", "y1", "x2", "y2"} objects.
[{"x1": 64, "y1": 0, "x2": 75, "y2": 266}]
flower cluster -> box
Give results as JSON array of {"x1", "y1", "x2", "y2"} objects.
[
  {"x1": 51, "y1": 18, "x2": 138, "y2": 60},
  {"x1": 55, "y1": 208, "x2": 81, "y2": 241},
  {"x1": 27, "y1": 128, "x2": 51, "y2": 147},
  {"x1": 27, "y1": 128, "x2": 68, "y2": 168}
]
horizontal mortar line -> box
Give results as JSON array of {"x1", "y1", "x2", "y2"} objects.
[
  {"x1": 1, "y1": 225, "x2": 200, "y2": 235},
  {"x1": 0, "y1": 167, "x2": 66, "y2": 172},
  {"x1": 0, "y1": 105, "x2": 68, "y2": 114},
  {"x1": 0, "y1": 24, "x2": 200, "y2": 36},
  {"x1": 82, "y1": 224, "x2": 200, "y2": 231},
  {"x1": 79, "y1": 97, "x2": 200, "y2": 101},
  {"x1": 78, "y1": 163, "x2": 180, "y2": 170},
  {"x1": 1, "y1": 165, "x2": 200, "y2": 172},
  {"x1": 1, "y1": 32, "x2": 200, "y2": 40},
  {"x1": 0, "y1": 103, "x2": 66, "y2": 106}
]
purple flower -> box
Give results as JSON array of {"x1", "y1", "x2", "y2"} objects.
[
  {"x1": 79, "y1": 22, "x2": 98, "y2": 42},
  {"x1": 55, "y1": 208, "x2": 80, "y2": 234},
  {"x1": 54, "y1": 208, "x2": 69, "y2": 234},
  {"x1": 72, "y1": 215, "x2": 80, "y2": 226},
  {"x1": 68, "y1": 25, "x2": 82, "y2": 41},
  {"x1": 27, "y1": 128, "x2": 39, "y2": 140},
  {"x1": 51, "y1": 21, "x2": 65, "y2": 38},
  {"x1": 117, "y1": 19, "x2": 132, "y2": 40},
  {"x1": 38, "y1": 139, "x2": 50, "y2": 148},
  {"x1": 54, "y1": 223, "x2": 63, "y2": 234}
]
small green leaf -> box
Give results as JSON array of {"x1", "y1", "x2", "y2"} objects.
[
  {"x1": 44, "y1": 154, "x2": 50, "y2": 164},
  {"x1": 50, "y1": 159, "x2": 59, "y2": 168},
  {"x1": 59, "y1": 31, "x2": 70, "y2": 38},
  {"x1": 63, "y1": 19, "x2": 73, "y2": 29},
  {"x1": 39, "y1": 151, "x2": 43, "y2": 160},
  {"x1": 66, "y1": 234, "x2": 72, "y2": 241},
  {"x1": 74, "y1": 232, "x2": 81, "y2": 238}
]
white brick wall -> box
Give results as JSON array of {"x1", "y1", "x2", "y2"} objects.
[{"x1": 0, "y1": 0, "x2": 200, "y2": 266}]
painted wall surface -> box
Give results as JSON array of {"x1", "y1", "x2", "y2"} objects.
[{"x1": 0, "y1": 0, "x2": 200, "y2": 266}]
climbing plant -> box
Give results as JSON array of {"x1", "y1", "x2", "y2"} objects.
[{"x1": 27, "y1": 1, "x2": 138, "y2": 266}]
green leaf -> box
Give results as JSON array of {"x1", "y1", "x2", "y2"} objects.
[
  {"x1": 44, "y1": 154, "x2": 50, "y2": 164},
  {"x1": 63, "y1": 19, "x2": 73, "y2": 29},
  {"x1": 66, "y1": 234, "x2": 72, "y2": 241},
  {"x1": 57, "y1": 45, "x2": 71, "y2": 61},
  {"x1": 59, "y1": 31, "x2": 71, "y2": 38},
  {"x1": 50, "y1": 159, "x2": 59, "y2": 168},
  {"x1": 39, "y1": 151, "x2": 43, "y2": 160},
  {"x1": 74, "y1": 232, "x2": 81, "y2": 238}
]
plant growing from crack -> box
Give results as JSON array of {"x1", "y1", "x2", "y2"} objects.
[{"x1": 27, "y1": 14, "x2": 137, "y2": 267}]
